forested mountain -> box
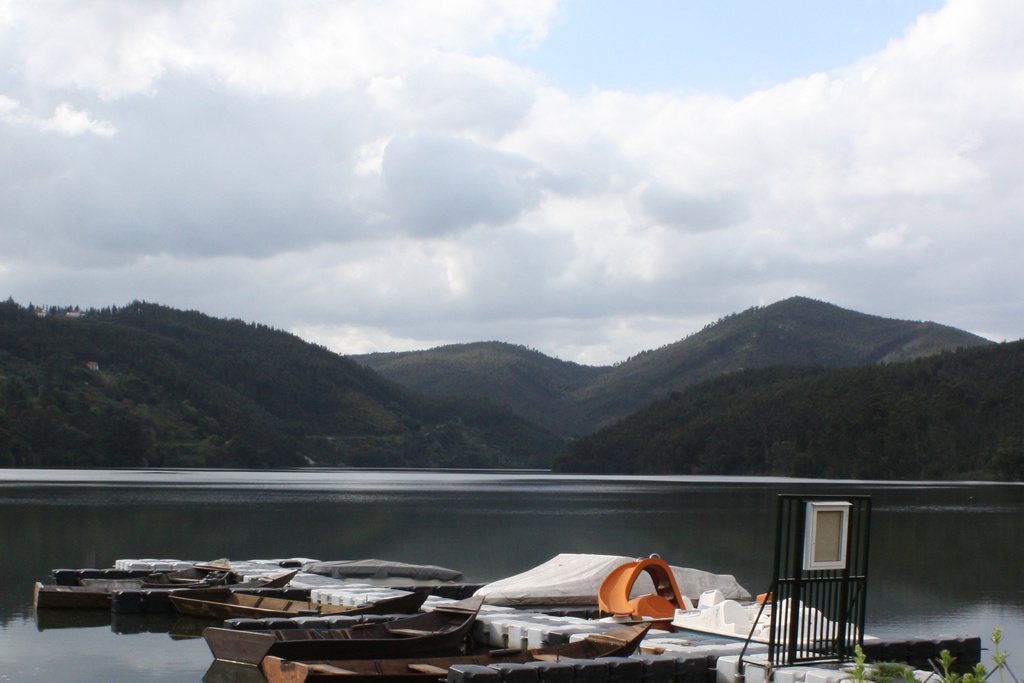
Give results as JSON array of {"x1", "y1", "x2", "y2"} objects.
[
  {"x1": 355, "y1": 342, "x2": 610, "y2": 436},
  {"x1": 2, "y1": 296, "x2": 1011, "y2": 478},
  {"x1": 0, "y1": 300, "x2": 562, "y2": 469},
  {"x1": 356, "y1": 297, "x2": 992, "y2": 436},
  {"x1": 553, "y1": 340, "x2": 1024, "y2": 481}
]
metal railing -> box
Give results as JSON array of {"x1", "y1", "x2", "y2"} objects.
[{"x1": 764, "y1": 494, "x2": 871, "y2": 667}]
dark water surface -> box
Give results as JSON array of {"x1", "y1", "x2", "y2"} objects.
[{"x1": 1, "y1": 470, "x2": 1022, "y2": 681}]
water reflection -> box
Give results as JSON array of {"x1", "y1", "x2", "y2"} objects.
[{"x1": 1, "y1": 469, "x2": 1022, "y2": 682}]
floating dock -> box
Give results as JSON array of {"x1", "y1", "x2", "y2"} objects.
[{"x1": 39, "y1": 558, "x2": 983, "y2": 683}]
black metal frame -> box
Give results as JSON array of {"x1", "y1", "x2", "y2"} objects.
[{"x1": 764, "y1": 494, "x2": 871, "y2": 667}]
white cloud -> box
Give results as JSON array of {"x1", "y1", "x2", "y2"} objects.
[
  {"x1": 0, "y1": 96, "x2": 116, "y2": 136},
  {"x1": 374, "y1": 131, "x2": 548, "y2": 235},
  {"x1": 866, "y1": 224, "x2": 933, "y2": 251},
  {"x1": 1, "y1": 0, "x2": 1023, "y2": 365},
  {"x1": 42, "y1": 102, "x2": 117, "y2": 137},
  {"x1": 2, "y1": 0, "x2": 557, "y2": 97}
]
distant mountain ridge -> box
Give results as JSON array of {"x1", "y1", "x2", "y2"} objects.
[
  {"x1": 353, "y1": 341, "x2": 611, "y2": 436},
  {"x1": 354, "y1": 297, "x2": 992, "y2": 436},
  {"x1": 1, "y1": 296, "x2": 1000, "y2": 475},
  {"x1": 553, "y1": 339, "x2": 1024, "y2": 480},
  {"x1": 0, "y1": 300, "x2": 562, "y2": 469}
]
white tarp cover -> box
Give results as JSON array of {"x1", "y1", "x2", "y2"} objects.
[{"x1": 475, "y1": 553, "x2": 751, "y2": 606}]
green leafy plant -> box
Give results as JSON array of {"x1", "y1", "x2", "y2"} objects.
[
  {"x1": 961, "y1": 662, "x2": 987, "y2": 683},
  {"x1": 844, "y1": 645, "x2": 870, "y2": 683},
  {"x1": 990, "y1": 627, "x2": 1012, "y2": 683},
  {"x1": 934, "y1": 650, "x2": 961, "y2": 683},
  {"x1": 846, "y1": 626, "x2": 1012, "y2": 683},
  {"x1": 868, "y1": 662, "x2": 918, "y2": 683}
]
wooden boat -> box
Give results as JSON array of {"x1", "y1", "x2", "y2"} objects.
[
  {"x1": 79, "y1": 563, "x2": 297, "y2": 591},
  {"x1": 33, "y1": 569, "x2": 298, "y2": 610},
  {"x1": 33, "y1": 582, "x2": 114, "y2": 609},
  {"x1": 170, "y1": 588, "x2": 429, "y2": 620},
  {"x1": 202, "y1": 595, "x2": 484, "y2": 666},
  {"x1": 260, "y1": 623, "x2": 651, "y2": 683}
]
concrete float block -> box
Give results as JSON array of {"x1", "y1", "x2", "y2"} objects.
[
  {"x1": 690, "y1": 648, "x2": 746, "y2": 670},
  {"x1": 449, "y1": 664, "x2": 503, "y2": 683},
  {"x1": 542, "y1": 627, "x2": 579, "y2": 646},
  {"x1": 141, "y1": 589, "x2": 171, "y2": 613},
  {"x1": 803, "y1": 668, "x2": 847, "y2": 683},
  {"x1": 739, "y1": 659, "x2": 769, "y2": 683},
  {"x1": 568, "y1": 659, "x2": 610, "y2": 683},
  {"x1": 715, "y1": 655, "x2": 741, "y2": 683},
  {"x1": 505, "y1": 620, "x2": 550, "y2": 650},
  {"x1": 862, "y1": 639, "x2": 907, "y2": 665},
  {"x1": 602, "y1": 656, "x2": 645, "y2": 683},
  {"x1": 543, "y1": 623, "x2": 605, "y2": 646},
  {"x1": 325, "y1": 615, "x2": 362, "y2": 629},
  {"x1": 471, "y1": 616, "x2": 497, "y2": 646},
  {"x1": 111, "y1": 590, "x2": 144, "y2": 614},
  {"x1": 483, "y1": 618, "x2": 557, "y2": 651},
  {"x1": 292, "y1": 617, "x2": 329, "y2": 630},
  {"x1": 673, "y1": 654, "x2": 711, "y2": 683},
  {"x1": 321, "y1": 590, "x2": 347, "y2": 606},
  {"x1": 279, "y1": 588, "x2": 309, "y2": 601},
  {"x1": 223, "y1": 618, "x2": 262, "y2": 630},
  {"x1": 262, "y1": 618, "x2": 299, "y2": 630},
  {"x1": 522, "y1": 660, "x2": 576, "y2": 683},
  {"x1": 956, "y1": 636, "x2": 982, "y2": 666},
  {"x1": 891, "y1": 636, "x2": 942, "y2": 668},
  {"x1": 489, "y1": 663, "x2": 540, "y2": 683},
  {"x1": 935, "y1": 635, "x2": 981, "y2": 666},
  {"x1": 474, "y1": 614, "x2": 513, "y2": 648},
  {"x1": 497, "y1": 620, "x2": 525, "y2": 649},
  {"x1": 527, "y1": 625, "x2": 550, "y2": 649},
  {"x1": 771, "y1": 667, "x2": 809, "y2": 683},
  {"x1": 631, "y1": 654, "x2": 676, "y2": 683},
  {"x1": 53, "y1": 569, "x2": 79, "y2": 586}
]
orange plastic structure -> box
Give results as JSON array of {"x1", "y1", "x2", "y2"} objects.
[{"x1": 598, "y1": 556, "x2": 687, "y2": 620}]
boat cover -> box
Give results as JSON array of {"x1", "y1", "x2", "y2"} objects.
[
  {"x1": 301, "y1": 559, "x2": 464, "y2": 583},
  {"x1": 475, "y1": 553, "x2": 751, "y2": 606}
]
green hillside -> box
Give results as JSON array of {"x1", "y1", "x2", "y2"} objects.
[
  {"x1": 356, "y1": 342, "x2": 609, "y2": 436},
  {"x1": 553, "y1": 340, "x2": 1024, "y2": 481},
  {"x1": 356, "y1": 297, "x2": 992, "y2": 436},
  {"x1": 0, "y1": 299, "x2": 562, "y2": 469}
]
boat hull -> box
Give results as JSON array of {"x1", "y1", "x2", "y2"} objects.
[
  {"x1": 204, "y1": 596, "x2": 484, "y2": 666},
  {"x1": 170, "y1": 588, "x2": 428, "y2": 620},
  {"x1": 260, "y1": 624, "x2": 651, "y2": 683},
  {"x1": 33, "y1": 570, "x2": 299, "y2": 611},
  {"x1": 33, "y1": 582, "x2": 112, "y2": 610}
]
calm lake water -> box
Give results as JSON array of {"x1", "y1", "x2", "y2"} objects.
[{"x1": 0, "y1": 469, "x2": 1022, "y2": 682}]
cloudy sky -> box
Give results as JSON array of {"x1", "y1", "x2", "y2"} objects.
[{"x1": 2, "y1": 0, "x2": 1022, "y2": 365}]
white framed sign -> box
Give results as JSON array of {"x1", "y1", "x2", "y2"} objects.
[{"x1": 803, "y1": 501, "x2": 852, "y2": 570}]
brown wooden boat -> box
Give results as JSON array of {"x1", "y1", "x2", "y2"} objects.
[
  {"x1": 202, "y1": 595, "x2": 484, "y2": 666},
  {"x1": 33, "y1": 582, "x2": 114, "y2": 609},
  {"x1": 79, "y1": 564, "x2": 297, "y2": 591},
  {"x1": 260, "y1": 623, "x2": 651, "y2": 683},
  {"x1": 33, "y1": 569, "x2": 298, "y2": 610},
  {"x1": 170, "y1": 588, "x2": 429, "y2": 620}
]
